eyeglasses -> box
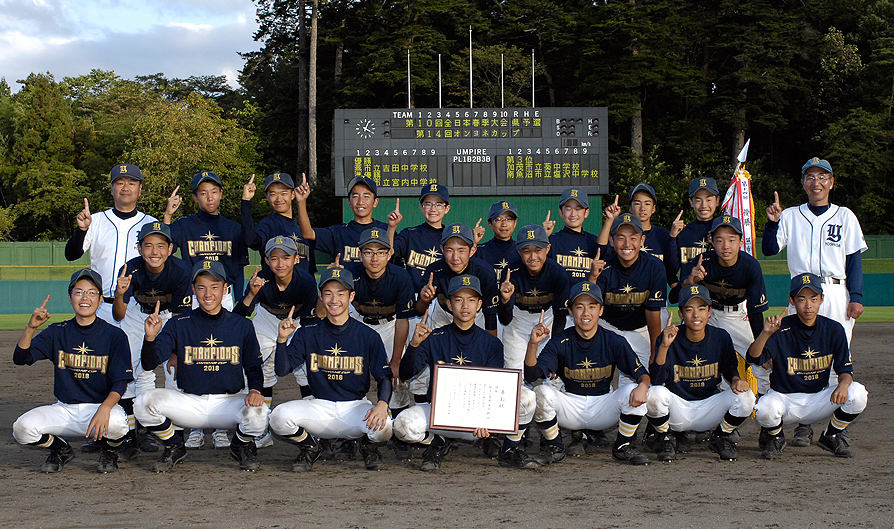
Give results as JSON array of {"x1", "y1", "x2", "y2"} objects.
[
  {"x1": 803, "y1": 172, "x2": 831, "y2": 183},
  {"x1": 361, "y1": 249, "x2": 390, "y2": 258},
  {"x1": 492, "y1": 216, "x2": 516, "y2": 224},
  {"x1": 71, "y1": 289, "x2": 100, "y2": 298},
  {"x1": 421, "y1": 202, "x2": 447, "y2": 210}
]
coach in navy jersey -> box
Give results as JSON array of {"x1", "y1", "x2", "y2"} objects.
[
  {"x1": 391, "y1": 183, "x2": 451, "y2": 293},
  {"x1": 477, "y1": 200, "x2": 520, "y2": 281},
  {"x1": 13, "y1": 269, "x2": 133, "y2": 473},
  {"x1": 136, "y1": 260, "x2": 267, "y2": 472},
  {"x1": 270, "y1": 267, "x2": 393, "y2": 472}
]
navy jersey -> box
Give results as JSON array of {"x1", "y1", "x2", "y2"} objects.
[
  {"x1": 596, "y1": 253, "x2": 666, "y2": 330},
  {"x1": 240, "y1": 200, "x2": 315, "y2": 273},
  {"x1": 498, "y1": 258, "x2": 570, "y2": 335},
  {"x1": 276, "y1": 318, "x2": 391, "y2": 402},
  {"x1": 549, "y1": 227, "x2": 601, "y2": 282},
  {"x1": 120, "y1": 256, "x2": 192, "y2": 314},
  {"x1": 14, "y1": 318, "x2": 133, "y2": 404},
  {"x1": 644, "y1": 225, "x2": 680, "y2": 286},
  {"x1": 401, "y1": 323, "x2": 503, "y2": 402},
  {"x1": 392, "y1": 223, "x2": 444, "y2": 292},
  {"x1": 749, "y1": 315, "x2": 853, "y2": 394},
  {"x1": 477, "y1": 237, "x2": 516, "y2": 284},
  {"x1": 234, "y1": 266, "x2": 318, "y2": 326},
  {"x1": 651, "y1": 325, "x2": 740, "y2": 400},
  {"x1": 315, "y1": 219, "x2": 389, "y2": 264},
  {"x1": 147, "y1": 309, "x2": 263, "y2": 395},
  {"x1": 346, "y1": 262, "x2": 416, "y2": 323},
  {"x1": 676, "y1": 219, "x2": 713, "y2": 271},
  {"x1": 525, "y1": 327, "x2": 647, "y2": 396},
  {"x1": 422, "y1": 257, "x2": 500, "y2": 330},
  {"x1": 682, "y1": 250, "x2": 769, "y2": 312},
  {"x1": 169, "y1": 210, "x2": 249, "y2": 288}
]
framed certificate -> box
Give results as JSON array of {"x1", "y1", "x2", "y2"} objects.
[{"x1": 429, "y1": 364, "x2": 522, "y2": 435}]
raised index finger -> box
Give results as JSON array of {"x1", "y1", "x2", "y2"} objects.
[
  {"x1": 674, "y1": 210, "x2": 683, "y2": 223},
  {"x1": 539, "y1": 309, "x2": 545, "y2": 325},
  {"x1": 476, "y1": 217, "x2": 482, "y2": 228},
  {"x1": 614, "y1": 194, "x2": 619, "y2": 206},
  {"x1": 428, "y1": 273, "x2": 434, "y2": 287},
  {"x1": 595, "y1": 248, "x2": 601, "y2": 260},
  {"x1": 248, "y1": 174, "x2": 255, "y2": 185},
  {"x1": 774, "y1": 191, "x2": 780, "y2": 206},
  {"x1": 287, "y1": 305, "x2": 295, "y2": 320},
  {"x1": 84, "y1": 198, "x2": 90, "y2": 215},
  {"x1": 395, "y1": 198, "x2": 400, "y2": 213},
  {"x1": 504, "y1": 268, "x2": 511, "y2": 283},
  {"x1": 252, "y1": 265, "x2": 259, "y2": 279},
  {"x1": 545, "y1": 210, "x2": 551, "y2": 222},
  {"x1": 119, "y1": 264, "x2": 128, "y2": 278},
  {"x1": 153, "y1": 300, "x2": 160, "y2": 316},
  {"x1": 170, "y1": 185, "x2": 180, "y2": 198},
  {"x1": 40, "y1": 294, "x2": 50, "y2": 309}
]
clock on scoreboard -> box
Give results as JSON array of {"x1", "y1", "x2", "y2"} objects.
[{"x1": 332, "y1": 107, "x2": 608, "y2": 197}]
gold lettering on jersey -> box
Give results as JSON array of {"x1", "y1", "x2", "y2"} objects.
[
  {"x1": 555, "y1": 254, "x2": 593, "y2": 271},
  {"x1": 182, "y1": 346, "x2": 240, "y2": 365},
  {"x1": 187, "y1": 240, "x2": 233, "y2": 258},
  {"x1": 564, "y1": 365, "x2": 613, "y2": 381},
  {"x1": 673, "y1": 362, "x2": 718, "y2": 383},
  {"x1": 517, "y1": 293, "x2": 555, "y2": 307},
  {"x1": 309, "y1": 354, "x2": 364, "y2": 374},
  {"x1": 57, "y1": 352, "x2": 108, "y2": 373},
  {"x1": 604, "y1": 290, "x2": 650, "y2": 306},
  {"x1": 705, "y1": 282, "x2": 746, "y2": 299},
  {"x1": 680, "y1": 245, "x2": 708, "y2": 265},
  {"x1": 342, "y1": 245, "x2": 360, "y2": 261},
  {"x1": 352, "y1": 300, "x2": 396, "y2": 316},
  {"x1": 406, "y1": 250, "x2": 439, "y2": 272},
  {"x1": 786, "y1": 355, "x2": 833, "y2": 375}
]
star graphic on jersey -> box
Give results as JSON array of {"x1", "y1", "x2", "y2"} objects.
[
  {"x1": 641, "y1": 244, "x2": 653, "y2": 254},
  {"x1": 368, "y1": 299, "x2": 382, "y2": 306},
  {"x1": 146, "y1": 289, "x2": 161, "y2": 297},
  {"x1": 621, "y1": 284, "x2": 634, "y2": 294},
  {"x1": 452, "y1": 353, "x2": 469, "y2": 365},
  {"x1": 497, "y1": 259, "x2": 509, "y2": 269},
  {"x1": 201, "y1": 231, "x2": 219, "y2": 241},
  {"x1": 289, "y1": 233, "x2": 302, "y2": 243},
  {"x1": 716, "y1": 279, "x2": 730, "y2": 289},
  {"x1": 277, "y1": 302, "x2": 292, "y2": 310},
  {"x1": 571, "y1": 247, "x2": 586, "y2": 257},
  {"x1": 695, "y1": 239, "x2": 710, "y2": 249},
  {"x1": 803, "y1": 347, "x2": 820, "y2": 358},
  {"x1": 74, "y1": 342, "x2": 93, "y2": 355},
  {"x1": 578, "y1": 357, "x2": 595, "y2": 369},
  {"x1": 527, "y1": 288, "x2": 543, "y2": 297},
  {"x1": 202, "y1": 335, "x2": 222, "y2": 347},
  {"x1": 326, "y1": 344, "x2": 346, "y2": 356},
  {"x1": 688, "y1": 355, "x2": 706, "y2": 367},
  {"x1": 425, "y1": 247, "x2": 442, "y2": 258}
]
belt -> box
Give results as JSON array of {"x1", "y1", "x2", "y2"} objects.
[
  {"x1": 363, "y1": 314, "x2": 395, "y2": 325},
  {"x1": 822, "y1": 277, "x2": 843, "y2": 285},
  {"x1": 103, "y1": 297, "x2": 115, "y2": 304},
  {"x1": 710, "y1": 301, "x2": 739, "y2": 312},
  {"x1": 141, "y1": 306, "x2": 171, "y2": 315}
]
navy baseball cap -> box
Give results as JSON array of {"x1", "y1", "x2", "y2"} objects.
[
  {"x1": 688, "y1": 177, "x2": 719, "y2": 197},
  {"x1": 347, "y1": 175, "x2": 377, "y2": 197},
  {"x1": 801, "y1": 157, "x2": 834, "y2": 176},
  {"x1": 516, "y1": 224, "x2": 550, "y2": 250},
  {"x1": 710, "y1": 215, "x2": 743, "y2": 236},
  {"x1": 488, "y1": 200, "x2": 518, "y2": 220},
  {"x1": 138, "y1": 221, "x2": 172, "y2": 243},
  {"x1": 568, "y1": 281, "x2": 603, "y2": 305},
  {"x1": 420, "y1": 182, "x2": 449, "y2": 204},
  {"x1": 441, "y1": 223, "x2": 474, "y2": 247},
  {"x1": 319, "y1": 267, "x2": 354, "y2": 290},
  {"x1": 679, "y1": 284, "x2": 712, "y2": 307},
  {"x1": 358, "y1": 227, "x2": 390, "y2": 250},
  {"x1": 265, "y1": 235, "x2": 298, "y2": 257},
  {"x1": 109, "y1": 164, "x2": 142, "y2": 183},
  {"x1": 192, "y1": 170, "x2": 222, "y2": 190},
  {"x1": 192, "y1": 260, "x2": 227, "y2": 283},
  {"x1": 610, "y1": 212, "x2": 644, "y2": 235},
  {"x1": 790, "y1": 273, "x2": 823, "y2": 297},
  {"x1": 559, "y1": 188, "x2": 589, "y2": 209},
  {"x1": 629, "y1": 183, "x2": 657, "y2": 203},
  {"x1": 68, "y1": 268, "x2": 102, "y2": 294},
  {"x1": 264, "y1": 172, "x2": 295, "y2": 191},
  {"x1": 447, "y1": 274, "x2": 482, "y2": 297}
]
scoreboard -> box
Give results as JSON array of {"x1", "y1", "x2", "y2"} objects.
[{"x1": 332, "y1": 107, "x2": 608, "y2": 197}]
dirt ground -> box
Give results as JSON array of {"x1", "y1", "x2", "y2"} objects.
[{"x1": 0, "y1": 324, "x2": 891, "y2": 529}]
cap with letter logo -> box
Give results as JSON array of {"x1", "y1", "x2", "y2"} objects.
[
  {"x1": 568, "y1": 281, "x2": 603, "y2": 305},
  {"x1": 790, "y1": 273, "x2": 823, "y2": 297},
  {"x1": 688, "y1": 177, "x2": 719, "y2": 197},
  {"x1": 801, "y1": 157, "x2": 834, "y2": 176},
  {"x1": 559, "y1": 188, "x2": 589, "y2": 209},
  {"x1": 679, "y1": 284, "x2": 711, "y2": 307},
  {"x1": 357, "y1": 227, "x2": 391, "y2": 250},
  {"x1": 347, "y1": 175, "x2": 377, "y2": 197},
  {"x1": 138, "y1": 221, "x2": 172, "y2": 243},
  {"x1": 68, "y1": 268, "x2": 103, "y2": 294},
  {"x1": 420, "y1": 182, "x2": 449, "y2": 204},
  {"x1": 265, "y1": 235, "x2": 299, "y2": 257},
  {"x1": 264, "y1": 172, "x2": 295, "y2": 191},
  {"x1": 440, "y1": 223, "x2": 474, "y2": 247},
  {"x1": 629, "y1": 182, "x2": 657, "y2": 203},
  {"x1": 610, "y1": 213, "x2": 644, "y2": 235},
  {"x1": 488, "y1": 200, "x2": 518, "y2": 221},
  {"x1": 319, "y1": 267, "x2": 355, "y2": 290},
  {"x1": 109, "y1": 163, "x2": 143, "y2": 183},
  {"x1": 710, "y1": 215, "x2": 743, "y2": 236},
  {"x1": 192, "y1": 260, "x2": 227, "y2": 283},
  {"x1": 447, "y1": 274, "x2": 482, "y2": 297},
  {"x1": 515, "y1": 224, "x2": 549, "y2": 250},
  {"x1": 192, "y1": 170, "x2": 223, "y2": 191}
]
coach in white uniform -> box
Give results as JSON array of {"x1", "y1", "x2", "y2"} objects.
[{"x1": 65, "y1": 164, "x2": 158, "y2": 326}]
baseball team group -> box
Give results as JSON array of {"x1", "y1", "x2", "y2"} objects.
[{"x1": 10, "y1": 155, "x2": 869, "y2": 474}]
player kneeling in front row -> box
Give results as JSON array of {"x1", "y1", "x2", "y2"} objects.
[
  {"x1": 526, "y1": 281, "x2": 652, "y2": 465},
  {"x1": 13, "y1": 269, "x2": 133, "y2": 473},
  {"x1": 395, "y1": 275, "x2": 539, "y2": 471},
  {"x1": 270, "y1": 267, "x2": 393, "y2": 472},
  {"x1": 135, "y1": 260, "x2": 268, "y2": 472},
  {"x1": 748, "y1": 273, "x2": 868, "y2": 459},
  {"x1": 645, "y1": 285, "x2": 755, "y2": 462}
]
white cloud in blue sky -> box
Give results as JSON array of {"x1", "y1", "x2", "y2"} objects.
[{"x1": 0, "y1": 0, "x2": 261, "y2": 89}]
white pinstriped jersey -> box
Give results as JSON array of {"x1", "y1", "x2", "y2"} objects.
[
  {"x1": 82, "y1": 209, "x2": 158, "y2": 298},
  {"x1": 775, "y1": 204, "x2": 866, "y2": 279}
]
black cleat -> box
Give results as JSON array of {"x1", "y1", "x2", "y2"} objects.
[
  {"x1": 41, "y1": 442, "x2": 75, "y2": 473},
  {"x1": 498, "y1": 447, "x2": 540, "y2": 469},
  {"x1": 420, "y1": 440, "x2": 450, "y2": 471},
  {"x1": 817, "y1": 432, "x2": 854, "y2": 458},
  {"x1": 117, "y1": 439, "x2": 140, "y2": 462},
  {"x1": 612, "y1": 443, "x2": 650, "y2": 465},
  {"x1": 708, "y1": 434, "x2": 738, "y2": 461},
  {"x1": 318, "y1": 438, "x2": 335, "y2": 460},
  {"x1": 154, "y1": 443, "x2": 187, "y2": 472},
  {"x1": 359, "y1": 439, "x2": 384, "y2": 471},
  {"x1": 534, "y1": 444, "x2": 566, "y2": 465},
  {"x1": 96, "y1": 448, "x2": 119, "y2": 473},
  {"x1": 80, "y1": 439, "x2": 100, "y2": 453},
  {"x1": 231, "y1": 442, "x2": 260, "y2": 471},
  {"x1": 136, "y1": 429, "x2": 160, "y2": 453},
  {"x1": 334, "y1": 439, "x2": 357, "y2": 461},
  {"x1": 291, "y1": 442, "x2": 323, "y2": 472},
  {"x1": 391, "y1": 439, "x2": 412, "y2": 460},
  {"x1": 761, "y1": 432, "x2": 786, "y2": 460},
  {"x1": 482, "y1": 435, "x2": 502, "y2": 458},
  {"x1": 791, "y1": 424, "x2": 813, "y2": 447},
  {"x1": 655, "y1": 432, "x2": 676, "y2": 462},
  {"x1": 674, "y1": 430, "x2": 694, "y2": 453},
  {"x1": 567, "y1": 430, "x2": 587, "y2": 457}
]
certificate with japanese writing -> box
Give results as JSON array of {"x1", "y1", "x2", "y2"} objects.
[{"x1": 429, "y1": 365, "x2": 522, "y2": 435}]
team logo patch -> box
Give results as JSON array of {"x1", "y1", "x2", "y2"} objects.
[
  {"x1": 700, "y1": 178, "x2": 707, "y2": 186},
  {"x1": 527, "y1": 230, "x2": 535, "y2": 239},
  {"x1": 826, "y1": 224, "x2": 842, "y2": 243},
  {"x1": 462, "y1": 276, "x2": 471, "y2": 286},
  {"x1": 502, "y1": 201, "x2": 509, "y2": 209},
  {"x1": 153, "y1": 222, "x2": 161, "y2": 230},
  {"x1": 623, "y1": 214, "x2": 631, "y2": 222},
  {"x1": 570, "y1": 189, "x2": 578, "y2": 197},
  {"x1": 582, "y1": 283, "x2": 590, "y2": 291},
  {"x1": 332, "y1": 269, "x2": 340, "y2": 277},
  {"x1": 276, "y1": 237, "x2": 283, "y2": 244},
  {"x1": 802, "y1": 275, "x2": 811, "y2": 284},
  {"x1": 119, "y1": 165, "x2": 127, "y2": 173},
  {"x1": 452, "y1": 225, "x2": 461, "y2": 234},
  {"x1": 723, "y1": 215, "x2": 731, "y2": 223},
  {"x1": 690, "y1": 285, "x2": 700, "y2": 295},
  {"x1": 273, "y1": 173, "x2": 281, "y2": 180},
  {"x1": 371, "y1": 229, "x2": 380, "y2": 238},
  {"x1": 202, "y1": 261, "x2": 211, "y2": 269}
]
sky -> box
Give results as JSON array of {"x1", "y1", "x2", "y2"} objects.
[{"x1": 0, "y1": 0, "x2": 261, "y2": 90}]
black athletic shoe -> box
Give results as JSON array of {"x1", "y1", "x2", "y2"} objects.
[
  {"x1": 359, "y1": 440, "x2": 384, "y2": 471},
  {"x1": 655, "y1": 433, "x2": 676, "y2": 462},
  {"x1": 154, "y1": 443, "x2": 187, "y2": 473},
  {"x1": 612, "y1": 443, "x2": 649, "y2": 465},
  {"x1": 334, "y1": 439, "x2": 357, "y2": 461},
  {"x1": 817, "y1": 432, "x2": 854, "y2": 458},
  {"x1": 80, "y1": 439, "x2": 100, "y2": 453},
  {"x1": 230, "y1": 442, "x2": 260, "y2": 471},
  {"x1": 534, "y1": 444, "x2": 566, "y2": 465},
  {"x1": 482, "y1": 435, "x2": 502, "y2": 458},
  {"x1": 41, "y1": 442, "x2": 75, "y2": 473},
  {"x1": 391, "y1": 439, "x2": 412, "y2": 460},
  {"x1": 136, "y1": 429, "x2": 160, "y2": 453},
  {"x1": 761, "y1": 432, "x2": 786, "y2": 460},
  {"x1": 674, "y1": 430, "x2": 694, "y2": 453},
  {"x1": 96, "y1": 448, "x2": 119, "y2": 473},
  {"x1": 567, "y1": 430, "x2": 587, "y2": 456},
  {"x1": 291, "y1": 443, "x2": 323, "y2": 472},
  {"x1": 758, "y1": 427, "x2": 771, "y2": 450},
  {"x1": 498, "y1": 447, "x2": 541, "y2": 469},
  {"x1": 318, "y1": 438, "x2": 335, "y2": 460},
  {"x1": 708, "y1": 434, "x2": 738, "y2": 461},
  {"x1": 420, "y1": 440, "x2": 450, "y2": 471},
  {"x1": 117, "y1": 438, "x2": 140, "y2": 462},
  {"x1": 791, "y1": 424, "x2": 813, "y2": 447},
  {"x1": 839, "y1": 427, "x2": 851, "y2": 447}
]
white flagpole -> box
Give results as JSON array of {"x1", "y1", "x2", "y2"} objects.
[
  {"x1": 438, "y1": 54, "x2": 442, "y2": 109},
  {"x1": 531, "y1": 49, "x2": 535, "y2": 107},
  {"x1": 501, "y1": 53, "x2": 504, "y2": 108},
  {"x1": 469, "y1": 26, "x2": 473, "y2": 108},
  {"x1": 407, "y1": 50, "x2": 411, "y2": 109}
]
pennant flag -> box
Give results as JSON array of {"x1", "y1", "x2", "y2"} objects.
[{"x1": 721, "y1": 140, "x2": 757, "y2": 256}]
